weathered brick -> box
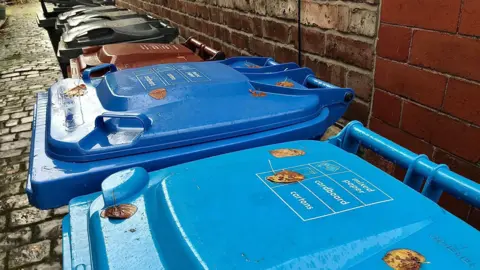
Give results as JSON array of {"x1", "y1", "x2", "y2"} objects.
[
  {"x1": 23, "y1": 262, "x2": 62, "y2": 270},
  {"x1": 1, "y1": 163, "x2": 20, "y2": 175},
  {"x1": 53, "y1": 205, "x2": 69, "y2": 216},
  {"x1": 274, "y1": 45, "x2": 298, "y2": 64},
  {"x1": 10, "y1": 207, "x2": 52, "y2": 227},
  {"x1": 1, "y1": 73, "x2": 20, "y2": 78},
  {"x1": 222, "y1": 10, "x2": 243, "y2": 32},
  {"x1": 230, "y1": 31, "x2": 249, "y2": 50},
  {"x1": 196, "y1": 4, "x2": 209, "y2": 20},
  {"x1": 10, "y1": 123, "x2": 31, "y2": 133},
  {"x1": 251, "y1": 16, "x2": 264, "y2": 37},
  {"x1": 266, "y1": 0, "x2": 297, "y2": 20},
  {"x1": 252, "y1": 0, "x2": 267, "y2": 15},
  {"x1": 377, "y1": 24, "x2": 411, "y2": 62},
  {"x1": 381, "y1": 0, "x2": 461, "y2": 32},
  {"x1": 0, "y1": 115, "x2": 9, "y2": 121},
  {"x1": 303, "y1": 56, "x2": 346, "y2": 87},
  {"x1": 293, "y1": 26, "x2": 325, "y2": 55},
  {"x1": 438, "y1": 193, "x2": 472, "y2": 221},
  {"x1": 170, "y1": 11, "x2": 186, "y2": 25},
  {"x1": 0, "y1": 149, "x2": 22, "y2": 158},
  {"x1": 217, "y1": 0, "x2": 234, "y2": 8},
  {"x1": 343, "y1": 99, "x2": 369, "y2": 125},
  {"x1": 410, "y1": 31, "x2": 480, "y2": 82},
  {"x1": 349, "y1": 9, "x2": 377, "y2": 37},
  {"x1": 0, "y1": 140, "x2": 30, "y2": 151},
  {"x1": 401, "y1": 101, "x2": 480, "y2": 162},
  {"x1": 370, "y1": 117, "x2": 434, "y2": 156},
  {"x1": 0, "y1": 215, "x2": 6, "y2": 231},
  {"x1": 14, "y1": 67, "x2": 32, "y2": 72},
  {"x1": 336, "y1": 5, "x2": 350, "y2": 32},
  {"x1": 21, "y1": 116, "x2": 33, "y2": 124},
  {"x1": 0, "y1": 227, "x2": 33, "y2": 248},
  {"x1": 325, "y1": 63, "x2": 346, "y2": 87},
  {"x1": 187, "y1": 17, "x2": 201, "y2": 32},
  {"x1": 458, "y1": 0, "x2": 480, "y2": 36},
  {"x1": 326, "y1": 34, "x2": 374, "y2": 70},
  {"x1": 301, "y1": 1, "x2": 337, "y2": 29},
  {"x1": 1, "y1": 170, "x2": 28, "y2": 186},
  {"x1": 372, "y1": 90, "x2": 402, "y2": 127},
  {"x1": 11, "y1": 76, "x2": 26, "y2": 81},
  {"x1": 263, "y1": 19, "x2": 290, "y2": 43},
  {"x1": 4, "y1": 119, "x2": 19, "y2": 127},
  {"x1": 209, "y1": 6, "x2": 222, "y2": 23},
  {"x1": 433, "y1": 148, "x2": 480, "y2": 184},
  {"x1": 443, "y1": 79, "x2": 480, "y2": 126},
  {"x1": 34, "y1": 219, "x2": 62, "y2": 240},
  {"x1": 1, "y1": 107, "x2": 22, "y2": 115},
  {"x1": 375, "y1": 58, "x2": 446, "y2": 108},
  {"x1": 303, "y1": 56, "x2": 329, "y2": 79},
  {"x1": 214, "y1": 25, "x2": 231, "y2": 44},
  {"x1": 0, "y1": 194, "x2": 29, "y2": 213},
  {"x1": 346, "y1": 70, "x2": 372, "y2": 101},
  {"x1": 21, "y1": 71, "x2": 39, "y2": 76},
  {"x1": 0, "y1": 182, "x2": 22, "y2": 199},
  {"x1": 320, "y1": 125, "x2": 341, "y2": 141},
  {"x1": 0, "y1": 251, "x2": 5, "y2": 269},
  {"x1": 0, "y1": 134, "x2": 15, "y2": 143},
  {"x1": 54, "y1": 239, "x2": 62, "y2": 256},
  {"x1": 362, "y1": 148, "x2": 396, "y2": 175},
  {"x1": 8, "y1": 240, "x2": 51, "y2": 268}
]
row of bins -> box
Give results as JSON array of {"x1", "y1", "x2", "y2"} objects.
[
  {"x1": 27, "y1": 56, "x2": 354, "y2": 209},
  {"x1": 38, "y1": 1, "x2": 209, "y2": 78},
  {"x1": 31, "y1": 3, "x2": 480, "y2": 269}
]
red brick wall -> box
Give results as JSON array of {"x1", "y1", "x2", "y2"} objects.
[
  {"x1": 116, "y1": 0, "x2": 380, "y2": 124},
  {"x1": 371, "y1": 0, "x2": 480, "y2": 228}
]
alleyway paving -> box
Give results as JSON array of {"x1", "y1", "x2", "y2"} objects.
[{"x1": 1, "y1": 3, "x2": 65, "y2": 269}]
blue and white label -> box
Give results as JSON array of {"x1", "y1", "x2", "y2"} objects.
[
  {"x1": 180, "y1": 70, "x2": 210, "y2": 82},
  {"x1": 158, "y1": 70, "x2": 188, "y2": 84},
  {"x1": 137, "y1": 73, "x2": 166, "y2": 90},
  {"x1": 136, "y1": 64, "x2": 211, "y2": 90},
  {"x1": 256, "y1": 161, "x2": 393, "y2": 221},
  {"x1": 274, "y1": 185, "x2": 333, "y2": 220}
]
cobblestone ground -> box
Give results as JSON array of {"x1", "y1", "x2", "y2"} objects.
[{"x1": 1, "y1": 3, "x2": 65, "y2": 270}]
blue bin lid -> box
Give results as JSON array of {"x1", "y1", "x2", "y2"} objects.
[
  {"x1": 46, "y1": 59, "x2": 352, "y2": 162},
  {"x1": 63, "y1": 140, "x2": 480, "y2": 269}
]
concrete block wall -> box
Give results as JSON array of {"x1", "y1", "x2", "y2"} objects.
[{"x1": 116, "y1": 0, "x2": 380, "y2": 125}]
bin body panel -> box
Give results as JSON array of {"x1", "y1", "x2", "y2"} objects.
[{"x1": 62, "y1": 140, "x2": 480, "y2": 270}]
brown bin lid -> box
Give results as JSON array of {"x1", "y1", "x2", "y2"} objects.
[{"x1": 70, "y1": 38, "x2": 225, "y2": 78}]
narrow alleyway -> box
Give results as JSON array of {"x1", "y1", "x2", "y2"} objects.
[{"x1": 1, "y1": 3, "x2": 65, "y2": 269}]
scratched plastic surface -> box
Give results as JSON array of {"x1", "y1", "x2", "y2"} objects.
[
  {"x1": 27, "y1": 57, "x2": 353, "y2": 209},
  {"x1": 62, "y1": 140, "x2": 480, "y2": 269}
]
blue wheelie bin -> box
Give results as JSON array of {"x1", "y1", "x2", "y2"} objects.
[
  {"x1": 27, "y1": 57, "x2": 354, "y2": 209},
  {"x1": 61, "y1": 121, "x2": 480, "y2": 270}
]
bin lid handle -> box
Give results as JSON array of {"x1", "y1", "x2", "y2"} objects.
[{"x1": 82, "y1": 63, "x2": 117, "y2": 86}]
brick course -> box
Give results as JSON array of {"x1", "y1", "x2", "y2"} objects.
[{"x1": 370, "y1": 0, "x2": 480, "y2": 229}]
